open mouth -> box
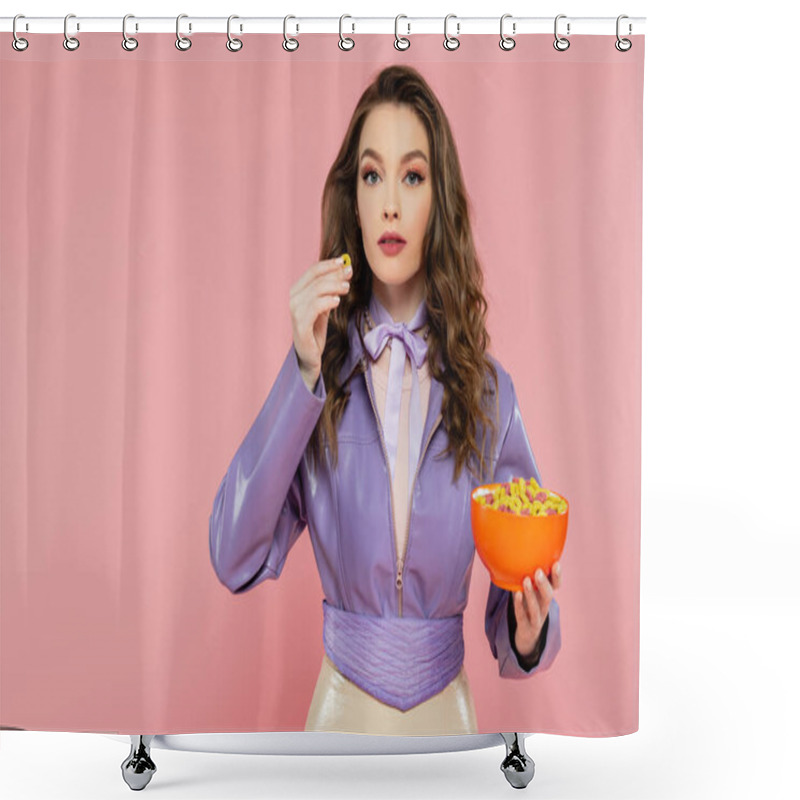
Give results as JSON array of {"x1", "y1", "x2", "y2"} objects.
[
  {"x1": 378, "y1": 231, "x2": 407, "y2": 255},
  {"x1": 379, "y1": 230, "x2": 406, "y2": 245},
  {"x1": 378, "y1": 239, "x2": 406, "y2": 255}
]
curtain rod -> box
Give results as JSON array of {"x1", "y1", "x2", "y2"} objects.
[{"x1": 1, "y1": 16, "x2": 646, "y2": 37}]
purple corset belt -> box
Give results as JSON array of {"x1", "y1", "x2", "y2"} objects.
[{"x1": 322, "y1": 599, "x2": 465, "y2": 712}]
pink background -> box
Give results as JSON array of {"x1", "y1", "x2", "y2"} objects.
[{"x1": 1, "y1": 33, "x2": 643, "y2": 735}]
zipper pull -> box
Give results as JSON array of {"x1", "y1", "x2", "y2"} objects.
[{"x1": 396, "y1": 567, "x2": 404, "y2": 617}]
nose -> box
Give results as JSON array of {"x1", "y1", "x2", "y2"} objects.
[{"x1": 382, "y1": 185, "x2": 400, "y2": 220}]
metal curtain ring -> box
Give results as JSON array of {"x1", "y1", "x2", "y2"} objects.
[
  {"x1": 443, "y1": 14, "x2": 460, "y2": 51},
  {"x1": 615, "y1": 14, "x2": 632, "y2": 51},
  {"x1": 394, "y1": 14, "x2": 410, "y2": 51},
  {"x1": 339, "y1": 14, "x2": 355, "y2": 50},
  {"x1": 499, "y1": 14, "x2": 516, "y2": 51},
  {"x1": 176, "y1": 14, "x2": 191, "y2": 51},
  {"x1": 63, "y1": 13, "x2": 79, "y2": 51},
  {"x1": 283, "y1": 15, "x2": 299, "y2": 51},
  {"x1": 12, "y1": 14, "x2": 29, "y2": 52},
  {"x1": 122, "y1": 14, "x2": 138, "y2": 51},
  {"x1": 553, "y1": 14, "x2": 570, "y2": 51},
  {"x1": 227, "y1": 14, "x2": 243, "y2": 52}
]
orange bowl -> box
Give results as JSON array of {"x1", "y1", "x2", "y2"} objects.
[{"x1": 471, "y1": 481, "x2": 569, "y2": 593}]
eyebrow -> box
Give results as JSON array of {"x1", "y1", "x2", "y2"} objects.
[{"x1": 360, "y1": 148, "x2": 428, "y2": 166}]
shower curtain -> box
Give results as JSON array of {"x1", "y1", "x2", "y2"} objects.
[{"x1": 0, "y1": 28, "x2": 644, "y2": 738}]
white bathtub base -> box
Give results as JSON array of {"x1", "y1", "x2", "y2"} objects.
[{"x1": 104, "y1": 731, "x2": 536, "y2": 790}]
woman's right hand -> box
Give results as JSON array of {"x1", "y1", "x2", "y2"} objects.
[{"x1": 290, "y1": 255, "x2": 352, "y2": 390}]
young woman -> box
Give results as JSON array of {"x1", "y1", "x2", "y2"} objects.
[{"x1": 210, "y1": 65, "x2": 563, "y2": 736}]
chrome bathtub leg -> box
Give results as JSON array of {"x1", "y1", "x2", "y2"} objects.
[
  {"x1": 121, "y1": 735, "x2": 157, "y2": 790},
  {"x1": 500, "y1": 732, "x2": 535, "y2": 789}
]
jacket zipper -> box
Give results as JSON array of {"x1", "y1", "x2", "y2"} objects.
[
  {"x1": 361, "y1": 356, "x2": 442, "y2": 617},
  {"x1": 361, "y1": 357, "x2": 403, "y2": 614},
  {"x1": 397, "y1": 409, "x2": 442, "y2": 616}
]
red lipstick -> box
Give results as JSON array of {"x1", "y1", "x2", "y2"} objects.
[{"x1": 378, "y1": 230, "x2": 406, "y2": 256}]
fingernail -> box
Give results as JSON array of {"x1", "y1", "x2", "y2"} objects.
[
  {"x1": 555, "y1": 563, "x2": 562, "y2": 576},
  {"x1": 345, "y1": 264, "x2": 353, "y2": 275},
  {"x1": 524, "y1": 576, "x2": 532, "y2": 590},
  {"x1": 536, "y1": 569, "x2": 545, "y2": 583}
]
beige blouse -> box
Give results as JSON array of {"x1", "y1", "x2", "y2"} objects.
[{"x1": 304, "y1": 322, "x2": 479, "y2": 735}]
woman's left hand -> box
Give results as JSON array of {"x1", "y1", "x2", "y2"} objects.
[{"x1": 513, "y1": 561, "x2": 563, "y2": 659}]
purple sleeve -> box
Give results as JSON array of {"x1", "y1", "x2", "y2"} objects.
[
  {"x1": 484, "y1": 373, "x2": 563, "y2": 678},
  {"x1": 209, "y1": 343, "x2": 326, "y2": 594}
]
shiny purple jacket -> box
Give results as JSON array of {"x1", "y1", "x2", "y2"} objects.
[{"x1": 209, "y1": 314, "x2": 561, "y2": 679}]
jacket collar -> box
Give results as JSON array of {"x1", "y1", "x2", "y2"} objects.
[{"x1": 339, "y1": 308, "x2": 444, "y2": 446}]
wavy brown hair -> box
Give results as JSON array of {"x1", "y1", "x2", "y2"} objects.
[{"x1": 308, "y1": 64, "x2": 500, "y2": 486}]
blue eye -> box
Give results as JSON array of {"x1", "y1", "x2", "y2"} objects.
[{"x1": 361, "y1": 169, "x2": 426, "y2": 186}]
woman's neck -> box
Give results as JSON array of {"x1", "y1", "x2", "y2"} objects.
[{"x1": 371, "y1": 279, "x2": 426, "y2": 325}]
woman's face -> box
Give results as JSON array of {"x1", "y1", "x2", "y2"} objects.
[{"x1": 356, "y1": 103, "x2": 432, "y2": 312}]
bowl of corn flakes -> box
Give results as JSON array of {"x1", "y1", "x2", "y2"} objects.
[{"x1": 471, "y1": 477, "x2": 568, "y2": 593}]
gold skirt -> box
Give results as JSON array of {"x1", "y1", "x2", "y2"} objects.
[{"x1": 304, "y1": 653, "x2": 479, "y2": 736}]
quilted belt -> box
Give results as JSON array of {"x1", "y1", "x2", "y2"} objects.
[{"x1": 322, "y1": 599, "x2": 465, "y2": 712}]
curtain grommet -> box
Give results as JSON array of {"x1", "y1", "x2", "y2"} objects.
[
  {"x1": 394, "y1": 15, "x2": 410, "y2": 51},
  {"x1": 226, "y1": 15, "x2": 243, "y2": 52},
  {"x1": 283, "y1": 15, "x2": 299, "y2": 52},
  {"x1": 339, "y1": 14, "x2": 355, "y2": 51},
  {"x1": 11, "y1": 14, "x2": 29, "y2": 52},
  {"x1": 63, "y1": 13, "x2": 80, "y2": 51},
  {"x1": 175, "y1": 14, "x2": 191, "y2": 51},
  {"x1": 553, "y1": 14, "x2": 570, "y2": 51},
  {"x1": 499, "y1": 14, "x2": 516, "y2": 51},
  {"x1": 121, "y1": 14, "x2": 138, "y2": 51},
  {"x1": 443, "y1": 14, "x2": 460, "y2": 51}
]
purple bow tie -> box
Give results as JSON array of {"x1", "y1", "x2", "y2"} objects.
[{"x1": 363, "y1": 294, "x2": 429, "y2": 493}]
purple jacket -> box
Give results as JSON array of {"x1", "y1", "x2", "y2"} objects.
[{"x1": 209, "y1": 313, "x2": 561, "y2": 681}]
